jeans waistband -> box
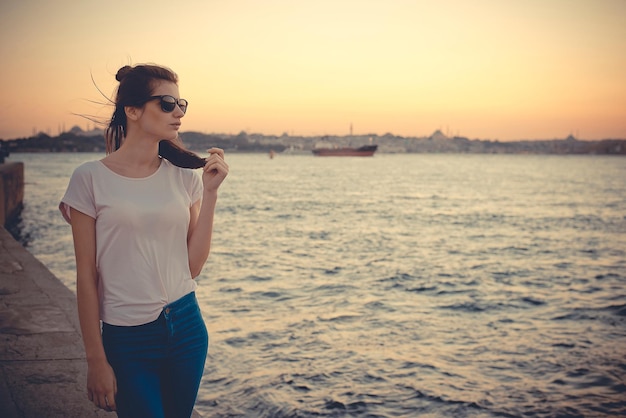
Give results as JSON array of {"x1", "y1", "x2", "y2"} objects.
[{"x1": 162, "y1": 291, "x2": 197, "y2": 317}]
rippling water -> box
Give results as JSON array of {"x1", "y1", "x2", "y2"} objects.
[{"x1": 8, "y1": 152, "x2": 626, "y2": 417}]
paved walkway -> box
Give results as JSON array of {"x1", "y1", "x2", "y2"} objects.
[{"x1": 0, "y1": 227, "x2": 201, "y2": 417}]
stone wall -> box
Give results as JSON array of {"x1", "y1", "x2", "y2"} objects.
[{"x1": 0, "y1": 162, "x2": 24, "y2": 227}]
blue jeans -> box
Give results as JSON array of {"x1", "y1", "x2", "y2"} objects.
[{"x1": 102, "y1": 292, "x2": 209, "y2": 418}]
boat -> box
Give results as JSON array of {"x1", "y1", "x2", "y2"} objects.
[{"x1": 312, "y1": 145, "x2": 378, "y2": 157}]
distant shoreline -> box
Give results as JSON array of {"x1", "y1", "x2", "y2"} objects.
[{"x1": 1, "y1": 128, "x2": 625, "y2": 155}]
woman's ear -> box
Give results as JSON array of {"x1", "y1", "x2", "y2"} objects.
[{"x1": 125, "y1": 106, "x2": 142, "y2": 121}]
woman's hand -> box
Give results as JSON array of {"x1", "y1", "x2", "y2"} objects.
[
  {"x1": 202, "y1": 148, "x2": 229, "y2": 193},
  {"x1": 87, "y1": 359, "x2": 117, "y2": 411}
]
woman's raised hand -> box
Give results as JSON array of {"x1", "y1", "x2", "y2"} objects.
[{"x1": 202, "y1": 148, "x2": 228, "y2": 193}]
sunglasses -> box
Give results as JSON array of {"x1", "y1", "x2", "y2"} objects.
[{"x1": 147, "y1": 95, "x2": 188, "y2": 114}]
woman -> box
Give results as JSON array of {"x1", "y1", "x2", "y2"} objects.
[{"x1": 60, "y1": 64, "x2": 228, "y2": 417}]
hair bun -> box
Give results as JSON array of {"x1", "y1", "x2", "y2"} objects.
[{"x1": 115, "y1": 65, "x2": 133, "y2": 82}]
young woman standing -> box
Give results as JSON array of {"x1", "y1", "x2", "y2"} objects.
[{"x1": 60, "y1": 64, "x2": 228, "y2": 417}]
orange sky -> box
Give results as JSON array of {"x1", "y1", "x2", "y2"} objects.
[{"x1": 1, "y1": 0, "x2": 625, "y2": 140}]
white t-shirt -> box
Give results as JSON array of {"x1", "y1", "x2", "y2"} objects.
[{"x1": 60, "y1": 159, "x2": 203, "y2": 326}]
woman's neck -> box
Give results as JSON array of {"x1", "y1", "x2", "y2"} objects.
[
  {"x1": 114, "y1": 135, "x2": 161, "y2": 167},
  {"x1": 101, "y1": 134, "x2": 163, "y2": 178}
]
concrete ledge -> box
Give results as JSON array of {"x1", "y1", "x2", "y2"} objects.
[{"x1": 0, "y1": 227, "x2": 202, "y2": 417}]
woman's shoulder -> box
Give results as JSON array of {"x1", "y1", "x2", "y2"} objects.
[
  {"x1": 161, "y1": 159, "x2": 199, "y2": 178},
  {"x1": 70, "y1": 159, "x2": 102, "y2": 177},
  {"x1": 161, "y1": 159, "x2": 202, "y2": 194}
]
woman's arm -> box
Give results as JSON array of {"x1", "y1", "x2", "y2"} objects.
[
  {"x1": 187, "y1": 148, "x2": 229, "y2": 277},
  {"x1": 70, "y1": 208, "x2": 117, "y2": 411}
]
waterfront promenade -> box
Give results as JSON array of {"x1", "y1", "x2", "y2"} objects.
[{"x1": 0, "y1": 226, "x2": 111, "y2": 417}]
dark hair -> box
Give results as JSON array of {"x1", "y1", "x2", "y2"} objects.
[
  {"x1": 106, "y1": 64, "x2": 206, "y2": 169},
  {"x1": 158, "y1": 139, "x2": 207, "y2": 169}
]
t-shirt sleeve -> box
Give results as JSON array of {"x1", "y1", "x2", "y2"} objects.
[{"x1": 59, "y1": 162, "x2": 97, "y2": 224}]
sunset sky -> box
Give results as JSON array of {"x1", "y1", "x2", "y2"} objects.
[{"x1": 1, "y1": 0, "x2": 625, "y2": 141}]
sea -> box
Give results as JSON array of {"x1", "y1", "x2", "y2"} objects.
[{"x1": 6, "y1": 152, "x2": 626, "y2": 418}]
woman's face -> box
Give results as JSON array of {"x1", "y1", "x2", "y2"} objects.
[{"x1": 135, "y1": 80, "x2": 186, "y2": 141}]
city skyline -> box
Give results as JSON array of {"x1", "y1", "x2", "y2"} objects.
[{"x1": 1, "y1": 0, "x2": 625, "y2": 141}]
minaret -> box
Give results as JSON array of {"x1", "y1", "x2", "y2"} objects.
[{"x1": 350, "y1": 123, "x2": 353, "y2": 137}]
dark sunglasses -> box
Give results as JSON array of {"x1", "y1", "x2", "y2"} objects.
[{"x1": 147, "y1": 95, "x2": 188, "y2": 114}]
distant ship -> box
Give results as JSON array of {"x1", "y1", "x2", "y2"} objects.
[{"x1": 312, "y1": 145, "x2": 378, "y2": 157}]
